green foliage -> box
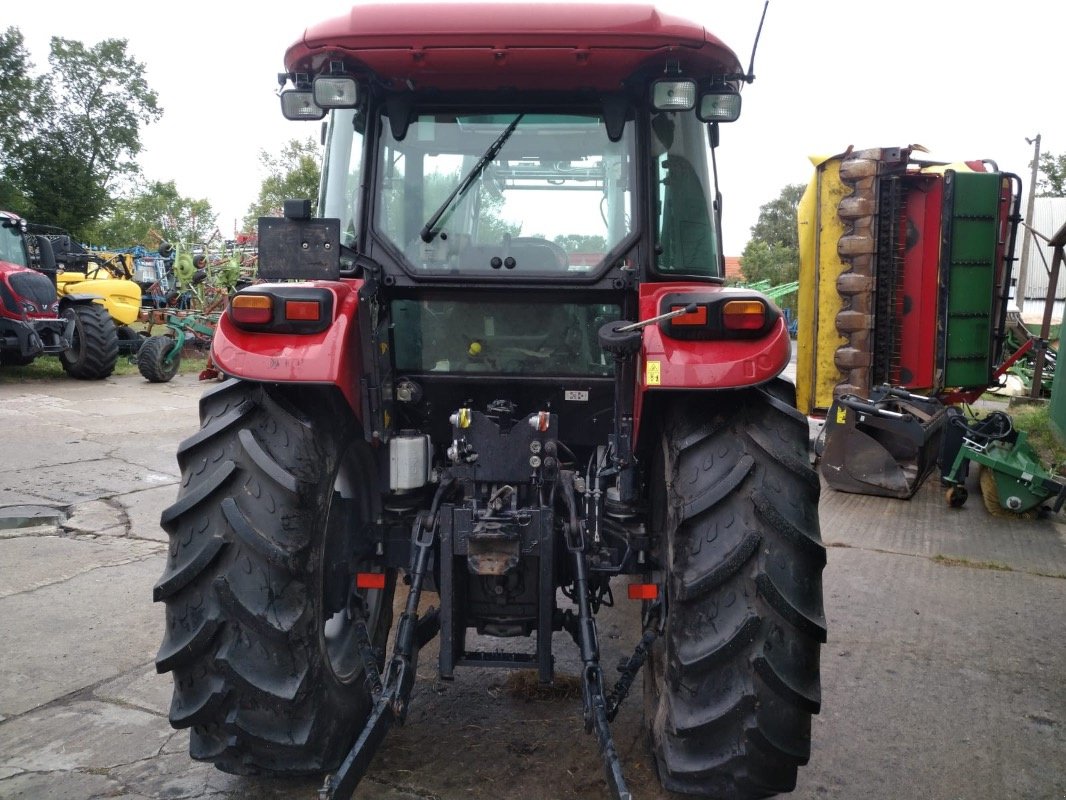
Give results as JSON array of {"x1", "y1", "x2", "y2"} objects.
[
  {"x1": 747, "y1": 183, "x2": 805, "y2": 250},
  {"x1": 0, "y1": 28, "x2": 47, "y2": 154},
  {"x1": 8, "y1": 129, "x2": 112, "y2": 234},
  {"x1": 243, "y1": 138, "x2": 322, "y2": 232},
  {"x1": 739, "y1": 183, "x2": 805, "y2": 314},
  {"x1": 91, "y1": 180, "x2": 216, "y2": 248},
  {"x1": 1009, "y1": 403, "x2": 1066, "y2": 472},
  {"x1": 739, "y1": 240, "x2": 797, "y2": 285},
  {"x1": 1034, "y1": 151, "x2": 1066, "y2": 198},
  {"x1": 0, "y1": 31, "x2": 161, "y2": 238},
  {"x1": 553, "y1": 234, "x2": 607, "y2": 252}
]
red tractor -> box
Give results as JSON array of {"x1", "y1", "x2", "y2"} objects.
[
  {"x1": 155, "y1": 5, "x2": 825, "y2": 799},
  {"x1": 0, "y1": 212, "x2": 68, "y2": 367}
]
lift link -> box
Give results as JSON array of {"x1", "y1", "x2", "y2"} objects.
[
  {"x1": 320, "y1": 482, "x2": 453, "y2": 800},
  {"x1": 606, "y1": 628, "x2": 658, "y2": 722},
  {"x1": 560, "y1": 473, "x2": 632, "y2": 800}
]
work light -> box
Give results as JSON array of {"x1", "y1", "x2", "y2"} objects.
[
  {"x1": 280, "y1": 90, "x2": 326, "y2": 121},
  {"x1": 651, "y1": 80, "x2": 697, "y2": 111}
]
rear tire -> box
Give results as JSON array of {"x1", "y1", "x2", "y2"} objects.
[
  {"x1": 154, "y1": 379, "x2": 395, "y2": 774},
  {"x1": 59, "y1": 303, "x2": 119, "y2": 379},
  {"x1": 138, "y1": 335, "x2": 180, "y2": 383},
  {"x1": 646, "y1": 380, "x2": 826, "y2": 799}
]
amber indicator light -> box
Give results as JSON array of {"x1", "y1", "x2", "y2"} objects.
[{"x1": 722, "y1": 300, "x2": 765, "y2": 330}]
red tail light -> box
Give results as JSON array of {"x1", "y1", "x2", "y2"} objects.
[
  {"x1": 627, "y1": 583, "x2": 659, "y2": 600},
  {"x1": 285, "y1": 299, "x2": 322, "y2": 321},
  {"x1": 722, "y1": 300, "x2": 766, "y2": 331},
  {"x1": 356, "y1": 572, "x2": 387, "y2": 590},
  {"x1": 670, "y1": 304, "x2": 708, "y2": 326},
  {"x1": 231, "y1": 294, "x2": 273, "y2": 325},
  {"x1": 228, "y1": 287, "x2": 334, "y2": 333},
  {"x1": 658, "y1": 292, "x2": 777, "y2": 340}
]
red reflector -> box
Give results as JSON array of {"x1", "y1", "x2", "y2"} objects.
[
  {"x1": 722, "y1": 300, "x2": 766, "y2": 331},
  {"x1": 627, "y1": 583, "x2": 659, "y2": 600},
  {"x1": 670, "y1": 304, "x2": 708, "y2": 326},
  {"x1": 231, "y1": 294, "x2": 273, "y2": 325},
  {"x1": 356, "y1": 572, "x2": 387, "y2": 590},
  {"x1": 285, "y1": 299, "x2": 321, "y2": 321}
]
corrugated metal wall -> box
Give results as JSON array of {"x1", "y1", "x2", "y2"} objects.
[{"x1": 1017, "y1": 197, "x2": 1066, "y2": 302}]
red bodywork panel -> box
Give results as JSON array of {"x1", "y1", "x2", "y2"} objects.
[
  {"x1": 633, "y1": 282, "x2": 792, "y2": 446},
  {"x1": 211, "y1": 280, "x2": 363, "y2": 417},
  {"x1": 896, "y1": 177, "x2": 942, "y2": 389},
  {"x1": 284, "y1": 3, "x2": 742, "y2": 92}
]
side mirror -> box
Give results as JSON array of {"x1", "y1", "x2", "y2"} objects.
[
  {"x1": 707, "y1": 123, "x2": 720, "y2": 149},
  {"x1": 34, "y1": 236, "x2": 57, "y2": 278}
]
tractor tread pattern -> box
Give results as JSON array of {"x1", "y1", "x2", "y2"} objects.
[
  {"x1": 138, "y1": 335, "x2": 181, "y2": 383},
  {"x1": 155, "y1": 381, "x2": 391, "y2": 776},
  {"x1": 59, "y1": 303, "x2": 119, "y2": 380},
  {"x1": 648, "y1": 382, "x2": 825, "y2": 800}
]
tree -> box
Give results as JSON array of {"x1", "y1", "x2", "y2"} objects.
[
  {"x1": 92, "y1": 180, "x2": 216, "y2": 248},
  {"x1": 243, "y1": 138, "x2": 321, "y2": 231},
  {"x1": 0, "y1": 32, "x2": 160, "y2": 238},
  {"x1": 747, "y1": 183, "x2": 805, "y2": 250},
  {"x1": 0, "y1": 27, "x2": 47, "y2": 209},
  {"x1": 739, "y1": 183, "x2": 805, "y2": 315},
  {"x1": 0, "y1": 28, "x2": 46, "y2": 155},
  {"x1": 1035, "y1": 151, "x2": 1066, "y2": 198},
  {"x1": 553, "y1": 234, "x2": 607, "y2": 253}
]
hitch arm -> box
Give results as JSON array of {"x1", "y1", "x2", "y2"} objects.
[
  {"x1": 320, "y1": 479, "x2": 453, "y2": 800},
  {"x1": 561, "y1": 474, "x2": 632, "y2": 800}
]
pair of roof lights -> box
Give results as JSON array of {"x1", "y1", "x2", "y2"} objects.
[{"x1": 280, "y1": 76, "x2": 740, "y2": 123}]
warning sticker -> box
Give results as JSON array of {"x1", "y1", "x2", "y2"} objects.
[
  {"x1": 835, "y1": 406, "x2": 847, "y2": 424},
  {"x1": 646, "y1": 360, "x2": 661, "y2": 386}
]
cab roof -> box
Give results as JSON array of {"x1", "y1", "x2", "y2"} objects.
[{"x1": 284, "y1": 3, "x2": 743, "y2": 92}]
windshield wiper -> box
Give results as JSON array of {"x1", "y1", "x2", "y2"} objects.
[{"x1": 419, "y1": 113, "x2": 524, "y2": 244}]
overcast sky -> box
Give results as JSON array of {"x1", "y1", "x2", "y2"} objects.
[{"x1": 6, "y1": 0, "x2": 1063, "y2": 253}]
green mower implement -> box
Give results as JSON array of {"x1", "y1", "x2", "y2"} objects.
[{"x1": 942, "y1": 409, "x2": 1066, "y2": 514}]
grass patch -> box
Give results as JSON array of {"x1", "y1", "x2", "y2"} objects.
[
  {"x1": 1008, "y1": 403, "x2": 1066, "y2": 473},
  {"x1": 0, "y1": 349, "x2": 209, "y2": 383}
]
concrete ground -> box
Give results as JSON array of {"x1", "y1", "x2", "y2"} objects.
[{"x1": 0, "y1": 371, "x2": 1064, "y2": 800}]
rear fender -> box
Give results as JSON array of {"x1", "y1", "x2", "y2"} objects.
[
  {"x1": 211, "y1": 280, "x2": 363, "y2": 417},
  {"x1": 633, "y1": 282, "x2": 791, "y2": 447}
]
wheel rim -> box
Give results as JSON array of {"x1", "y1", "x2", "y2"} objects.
[{"x1": 320, "y1": 443, "x2": 386, "y2": 683}]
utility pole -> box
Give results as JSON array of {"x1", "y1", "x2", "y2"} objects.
[{"x1": 1016, "y1": 133, "x2": 1041, "y2": 314}]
